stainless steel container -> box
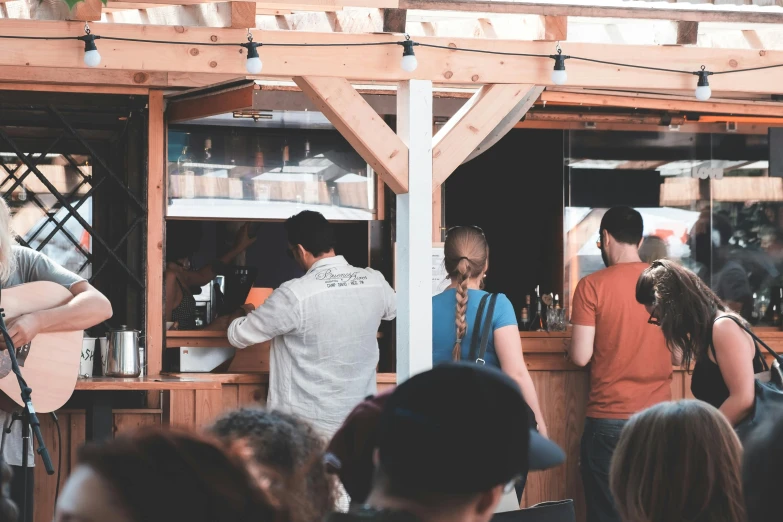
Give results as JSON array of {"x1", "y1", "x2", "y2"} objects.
[{"x1": 103, "y1": 325, "x2": 141, "y2": 377}]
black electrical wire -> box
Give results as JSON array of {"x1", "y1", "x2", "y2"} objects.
[{"x1": 0, "y1": 30, "x2": 778, "y2": 79}]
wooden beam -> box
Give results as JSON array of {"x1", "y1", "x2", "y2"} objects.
[
  {"x1": 540, "y1": 90, "x2": 783, "y2": 117},
  {"x1": 433, "y1": 84, "x2": 539, "y2": 189},
  {"x1": 398, "y1": 0, "x2": 783, "y2": 23},
  {"x1": 167, "y1": 82, "x2": 257, "y2": 122},
  {"x1": 541, "y1": 15, "x2": 566, "y2": 42},
  {"x1": 68, "y1": 0, "x2": 103, "y2": 21},
  {"x1": 293, "y1": 76, "x2": 408, "y2": 193},
  {"x1": 146, "y1": 90, "x2": 165, "y2": 378},
  {"x1": 2, "y1": 21, "x2": 783, "y2": 93},
  {"x1": 382, "y1": 7, "x2": 407, "y2": 33},
  {"x1": 111, "y1": 0, "x2": 398, "y2": 5},
  {"x1": 225, "y1": 1, "x2": 256, "y2": 28},
  {"x1": 463, "y1": 85, "x2": 544, "y2": 163},
  {"x1": 514, "y1": 120, "x2": 771, "y2": 135},
  {"x1": 676, "y1": 21, "x2": 699, "y2": 45},
  {"x1": 395, "y1": 79, "x2": 433, "y2": 382}
]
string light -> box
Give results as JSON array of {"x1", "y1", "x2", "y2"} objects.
[
  {"x1": 400, "y1": 35, "x2": 418, "y2": 73},
  {"x1": 77, "y1": 23, "x2": 101, "y2": 68},
  {"x1": 241, "y1": 30, "x2": 263, "y2": 74},
  {"x1": 550, "y1": 44, "x2": 568, "y2": 86},
  {"x1": 1, "y1": 30, "x2": 777, "y2": 101},
  {"x1": 695, "y1": 66, "x2": 712, "y2": 101}
]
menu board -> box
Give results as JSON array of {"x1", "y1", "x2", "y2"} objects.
[{"x1": 432, "y1": 243, "x2": 449, "y2": 295}]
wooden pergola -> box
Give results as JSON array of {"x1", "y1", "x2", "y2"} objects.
[{"x1": 1, "y1": 0, "x2": 782, "y2": 381}]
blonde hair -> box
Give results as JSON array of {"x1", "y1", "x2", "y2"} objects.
[
  {"x1": 443, "y1": 227, "x2": 488, "y2": 361},
  {"x1": 610, "y1": 400, "x2": 747, "y2": 522},
  {"x1": 0, "y1": 199, "x2": 16, "y2": 284}
]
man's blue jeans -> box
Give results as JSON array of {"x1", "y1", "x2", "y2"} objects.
[{"x1": 580, "y1": 417, "x2": 627, "y2": 522}]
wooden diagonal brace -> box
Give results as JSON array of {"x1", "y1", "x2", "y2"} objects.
[
  {"x1": 294, "y1": 76, "x2": 409, "y2": 194},
  {"x1": 432, "y1": 84, "x2": 541, "y2": 190}
]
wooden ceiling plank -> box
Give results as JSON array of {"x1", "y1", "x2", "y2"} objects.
[
  {"x1": 399, "y1": 0, "x2": 783, "y2": 24},
  {"x1": 432, "y1": 83, "x2": 541, "y2": 189},
  {"x1": 293, "y1": 75, "x2": 409, "y2": 194}
]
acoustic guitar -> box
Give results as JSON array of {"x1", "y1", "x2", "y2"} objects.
[{"x1": 0, "y1": 281, "x2": 83, "y2": 413}]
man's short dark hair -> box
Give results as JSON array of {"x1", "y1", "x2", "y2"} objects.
[
  {"x1": 600, "y1": 207, "x2": 643, "y2": 246},
  {"x1": 285, "y1": 211, "x2": 336, "y2": 257}
]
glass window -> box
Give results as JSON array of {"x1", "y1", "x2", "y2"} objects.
[
  {"x1": 565, "y1": 130, "x2": 778, "y2": 325},
  {"x1": 3, "y1": 153, "x2": 93, "y2": 278},
  {"x1": 167, "y1": 128, "x2": 376, "y2": 221}
]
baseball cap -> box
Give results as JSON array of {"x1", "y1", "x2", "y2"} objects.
[{"x1": 376, "y1": 363, "x2": 565, "y2": 495}]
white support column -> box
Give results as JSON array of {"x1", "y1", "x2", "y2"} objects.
[{"x1": 395, "y1": 79, "x2": 433, "y2": 383}]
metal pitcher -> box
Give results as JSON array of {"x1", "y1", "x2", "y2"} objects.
[{"x1": 103, "y1": 325, "x2": 141, "y2": 377}]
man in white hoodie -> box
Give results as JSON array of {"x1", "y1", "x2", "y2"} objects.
[{"x1": 228, "y1": 211, "x2": 396, "y2": 437}]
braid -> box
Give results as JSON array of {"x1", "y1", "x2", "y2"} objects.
[{"x1": 452, "y1": 259, "x2": 470, "y2": 361}]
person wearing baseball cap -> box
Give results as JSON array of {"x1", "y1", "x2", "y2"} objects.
[{"x1": 326, "y1": 362, "x2": 565, "y2": 522}]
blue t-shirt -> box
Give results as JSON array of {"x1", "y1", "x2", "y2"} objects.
[{"x1": 432, "y1": 289, "x2": 518, "y2": 368}]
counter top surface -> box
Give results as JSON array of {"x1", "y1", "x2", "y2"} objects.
[{"x1": 75, "y1": 375, "x2": 222, "y2": 391}]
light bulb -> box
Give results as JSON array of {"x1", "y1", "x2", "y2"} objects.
[
  {"x1": 84, "y1": 49, "x2": 101, "y2": 68},
  {"x1": 695, "y1": 68, "x2": 712, "y2": 101},
  {"x1": 243, "y1": 40, "x2": 263, "y2": 75},
  {"x1": 550, "y1": 52, "x2": 568, "y2": 86},
  {"x1": 695, "y1": 85, "x2": 711, "y2": 101},
  {"x1": 400, "y1": 39, "x2": 418, "y2": 72},
  {"x1": 551, "y1": 69, "x2": 567, "y2": 85},
  {"x1": 80, "y1": 32, "x2": 101, "y2": 68},
  {"x1": 401, "y1": 54, "x2": 418, "y2": 73},
  {"x1": 246, "y1": 56, "x2": 263, "y2": 74}
]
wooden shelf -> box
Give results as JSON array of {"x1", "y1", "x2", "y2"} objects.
[
  {"x1": 75, "y1": 375, "x2": 221, "y2": 391},
  {"x1": 166, "y1": 330, "x2": 232, "y2": 349},
  {"x1": 163, "y1": 372, "x2": 268, "y2": 385}
]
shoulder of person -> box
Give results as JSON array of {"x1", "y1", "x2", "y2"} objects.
[{"x1": 713, "y1": 315, "x2": 747, "y2": 337}]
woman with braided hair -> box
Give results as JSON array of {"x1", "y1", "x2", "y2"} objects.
[{"x1": 432, "y1": 226, "x2": 548, "y2": 498}]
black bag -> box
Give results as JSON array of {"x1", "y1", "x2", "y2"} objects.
[
  {"x1": 491, "y1": 500, "x2": 576, "y2": 522},
  {"x1": 468, "y1": 293, "x2": 498, "y2": 365},
  {"x1": 716, "y1": 316, "x2": 783, "y2": 443}
]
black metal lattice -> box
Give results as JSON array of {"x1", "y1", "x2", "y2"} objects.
[{"x1": 0, "y1": 100, "x2": 146, "y2": 294}]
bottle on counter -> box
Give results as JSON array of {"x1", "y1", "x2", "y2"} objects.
[
  {"x1": 520, "y1": 303, "x2": 530, "y2": 332},
  {"x1": 530, "y1": 285, "x2": 546, "y2": 332},
  {"x1": 774, "y1": 305, "x2": 780, "y2": 327},
  {"x1": 554, "y1": 294, "x2": 561, "y2": 310}
]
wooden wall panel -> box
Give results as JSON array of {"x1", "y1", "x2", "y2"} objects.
[
  {"x1": 113, "y1": 410, "x2": 161, "y2": 436},
  {"x1": 33, "y1": 411, "x2": 86, "y2": 522},
  {"x1": 222, "y1": 384, "x2": 239, "y2": 412},
  {"x1": 237, "y1": 384, "x2": 267, "y2": 407},
  {"x1": 523, "y1": 371, "x2": 587, "y2": 516}
]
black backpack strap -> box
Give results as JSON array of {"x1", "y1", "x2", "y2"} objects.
[
  {"x1": 476, "y1": 294, "x2": 499, "y2": 365},
  {"x1": 713, "y1": 315, "x2": 778, "y2": 370},
  {"x1": 468, "y1": 294, "x2": 491, "y2": 361}
]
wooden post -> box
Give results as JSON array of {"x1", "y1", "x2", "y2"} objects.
[
  {"x1": 146, "y1": 90, "x2": 165, "y2": 379},
  {"x1": 395, "y1": 80, "x2": 433, "y2": 382}
]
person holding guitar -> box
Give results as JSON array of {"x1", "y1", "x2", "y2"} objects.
[{"x1": 0, "y1": 199, "x2": 112, "y2": 522}]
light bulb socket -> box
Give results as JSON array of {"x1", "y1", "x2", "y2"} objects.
[
  {"x1": 242, "y1": 41, "x2": 262, "y2": 60},
  {"x1": 401, "y1": 40, "x2": 416, "y2": 58},
  {"x1": 78, "y1": 33, "x2": 99, "y2": 53},
  {"x1": 552, "y1": 54, "x2": 567, "y2": 72},
  {"x1": 696, "y1": 69, "x2": 711, "y2": 88}
]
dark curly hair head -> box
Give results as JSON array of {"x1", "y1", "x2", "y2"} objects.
[
  {"x1": 74, "y1": 428, "x2": 283, "y2": 522},
  {"x1": 210, "y1": 408, "x2": 336, "y2": 522}
]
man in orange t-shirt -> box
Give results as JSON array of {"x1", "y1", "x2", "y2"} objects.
[{"x1": 568, "y1": 207, "x2": 672, "y2": 522}]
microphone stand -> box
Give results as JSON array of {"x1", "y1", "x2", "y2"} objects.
[{"x1": 0, "y1": 305, "x2": 54, "y2": 522}]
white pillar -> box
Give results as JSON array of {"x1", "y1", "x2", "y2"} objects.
[{"x1": 395, "y1": 79, "x2": 433, "y2": 383}]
